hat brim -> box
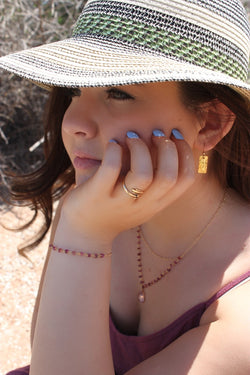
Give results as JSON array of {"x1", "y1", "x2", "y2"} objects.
[{"x1": 1, "y1": 36, "x2": 250, "y2": 101}]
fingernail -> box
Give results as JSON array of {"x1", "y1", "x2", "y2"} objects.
[
  {"x1": 127, "y1": 131, "x2": 139, "y2": 139},
  {"x1": 153, "y1": 129, "x2": 165, "y2": 137},
  {"x1": 172, "y1": 129, "x2": 184, "y2": 140},
  {"x1": 109, "y1": 139, "x2": 118, "y2": 144}
]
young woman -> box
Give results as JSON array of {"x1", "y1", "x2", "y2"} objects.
[{"x1": 1, "y1": 0, "x2": 249, "y2": 374}]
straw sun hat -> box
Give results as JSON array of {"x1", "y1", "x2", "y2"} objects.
[{"x1": 0, "y1": 0, "x2": 250, "y2": 100}]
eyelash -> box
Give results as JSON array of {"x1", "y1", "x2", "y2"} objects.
[
  {"x1": 106, "y1": 88, "x2": 134, "y2": 101},
  {"x1": 65, "y1": 87, "x2": 134, "y2": 101}
]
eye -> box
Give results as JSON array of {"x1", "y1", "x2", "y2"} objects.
[{"x1": 106, "y1": 88, "x2": 134, "y2": 101}]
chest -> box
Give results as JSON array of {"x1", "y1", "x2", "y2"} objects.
[{"x1": 110, "y1": 229, "x2": 249, "y2": 337}]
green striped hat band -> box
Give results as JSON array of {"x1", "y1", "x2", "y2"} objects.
[{"x1": 73, "y1": 0, "x2": 249, "y2": 82}]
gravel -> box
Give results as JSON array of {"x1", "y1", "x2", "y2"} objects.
[{"x1": 0, "y1": 206, "x2": 49, "y2": 375}]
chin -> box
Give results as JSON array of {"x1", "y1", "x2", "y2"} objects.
[{"x1": 75, "y1": 168, "x2": 98, "y2": 186}]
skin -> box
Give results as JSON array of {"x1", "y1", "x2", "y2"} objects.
[
  {"x1": 62, "y1": 82, "x2": 199, "y2": 187},
  {"x1": 29, "y1": 82, "x2": 250, "y2": 375},
  {"x1": 59, "y1": 82, "x2": 199, "y2": 241}
]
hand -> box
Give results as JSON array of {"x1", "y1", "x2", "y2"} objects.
[{"x1": 54, "y1": 129, "x2": 195, "y2": 248}]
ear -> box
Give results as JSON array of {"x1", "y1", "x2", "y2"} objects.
[{"x1": 194, "y1": 99, "x2": 236, "y2": 152}]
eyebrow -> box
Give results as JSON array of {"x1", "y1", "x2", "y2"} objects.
[{"x1": 63, "y1": 87, "x2": 82, "y2": 96}]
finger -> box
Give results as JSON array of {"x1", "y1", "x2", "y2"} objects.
[
  {"x1": 124, "y1": 131, "x2": 153, "y2": 194},
  {"x1": 151, "y1": 130, "x2": 179, "y2": 197},
  {"x1": 141, "y1": 129, "x2": 195, "y2": 210},
  {"x1": 171, "y1": 131, "x2": 195, "y2": 188},
  {"x1": 93, "y1": 140, "x2": 122, "y2": 193},
  {"x1": 154, "y1": 129, "x2": 195, "y2": 204}
]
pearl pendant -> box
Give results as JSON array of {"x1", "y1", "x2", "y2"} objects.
[{"x1": 138, "y1": 290, "x2": 145, "y2": 303}]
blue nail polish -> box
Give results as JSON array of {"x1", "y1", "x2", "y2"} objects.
[
  {"x1": 127, "y1": 131, "x2": 139, "y2": 139},
  {"x1": 153, "y1": 129, "x2": 165, "y2": 137},
  {"x1": 172, "y1": 129, "x2": 184, "y2": 140},
  {"x1": 109, "y1": 139, "x2": 118, "y2": 144}
]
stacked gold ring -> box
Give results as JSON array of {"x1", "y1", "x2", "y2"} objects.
[{"x1": 123, "y1": 182, "x2": 144, "y2": 200}]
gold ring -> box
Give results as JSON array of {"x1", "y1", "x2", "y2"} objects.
[{"x1": 123, "y1": 182, "x2": 144, "y2": 199}]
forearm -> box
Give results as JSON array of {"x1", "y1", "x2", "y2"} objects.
[{"x1": 30, "y1": 224, "x2": 114, "y2": 375}]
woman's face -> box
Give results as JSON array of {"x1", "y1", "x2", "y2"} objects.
[{"x1": 62, "y1": 82, "x2": 201, "y2": 185}]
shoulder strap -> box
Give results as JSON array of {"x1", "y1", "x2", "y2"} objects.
[{"x1": 205, "y1": 270, "x2": 250, "y2": 309}]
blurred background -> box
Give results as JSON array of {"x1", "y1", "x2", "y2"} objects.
[
  {"x1": 0, "y1": 0, "x2": 85, "y2": 187},
  {"x1": 0, "y1": 1, "x2": 249, "y2": 374},
  {"x1": 0, "y1": 1, "x2": 86, "y2": 373}
]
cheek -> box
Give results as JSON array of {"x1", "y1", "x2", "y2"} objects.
[
  {"x1": 103, "y1": 114, "x2": 145, "y2": 143},
  {"x1": 61, "y1": 106, "x2": 74, "y2": 138},
  {"x1": 61, "y1": 123, "x2": 66, "y2": 144},
  {"x1": 165, "y1": 109, "x2": 200, "y2": 146},
  {"x1": 61, "y1": 125, "x2": 71, "y2": 155}
]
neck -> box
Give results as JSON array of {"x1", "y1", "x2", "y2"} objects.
[{"x1": 141, "y1": 176, "x2": 225, "y2": 257}]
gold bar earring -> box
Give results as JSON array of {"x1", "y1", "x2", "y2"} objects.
[{"x1": 198, "y1": 152, "x2": 208, "y2": 174}]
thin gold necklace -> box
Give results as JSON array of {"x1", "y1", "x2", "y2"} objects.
[
  {"x1": 136, "y1": 189, "x2": 227, "y2": 303},
  {"x1": 140, "y1": 227, "x2": 177, "y2": 261}
]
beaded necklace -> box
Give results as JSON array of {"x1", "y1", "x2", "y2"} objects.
[{"x1": 136, "y1": 190, "x2": 227, "y2": 303}]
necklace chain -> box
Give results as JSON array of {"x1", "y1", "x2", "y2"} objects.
[
  {"x1": 141, "y1": 228, "x2": 178, "y2": 260},
  {"x1": 136, "y1": 189, "x2": 227, "y2": 303}
]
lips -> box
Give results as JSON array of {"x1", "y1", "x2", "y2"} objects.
[{"x1": 73, "y1": 152, "x2": 101, "y2": 170}]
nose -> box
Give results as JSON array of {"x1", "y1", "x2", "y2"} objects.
[{"x1": 62, "y1": 94, "x2": 98, "y2": 139}]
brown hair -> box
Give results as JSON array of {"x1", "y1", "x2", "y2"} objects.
[
  {"x1": 4, "y1": 83, "x2": 250, "y2": 255},
  {"x1": 4, "y1": 87, "x2": 75, "y2": 255}
]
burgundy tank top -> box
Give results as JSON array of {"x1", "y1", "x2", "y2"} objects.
[{"x1": 6, "y1": 271, "x2": 250, "y2": 375}]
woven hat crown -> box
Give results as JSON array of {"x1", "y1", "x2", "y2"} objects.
[
  {"x1": 0, "y1": 0, "x2": 250, "y2": 97},
  {"x1": 72, "y1": 0, "x2": 250, "y2": 82}
]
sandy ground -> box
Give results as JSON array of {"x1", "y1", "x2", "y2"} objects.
[{"x1": 0, "y1": 206, "x2": 49, "y2": 375}]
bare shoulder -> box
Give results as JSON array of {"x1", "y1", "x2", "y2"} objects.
[
  {"x1": 199, "y1": 276, "x2": 250, "y2": 367},
  {"x1": 196, "y1": 195, "x2": 250, "y2": 372},
  {"x1": 200, "y1": 276, "x2": 250, "y2": 325},
  {"x1": 200, "y1": 198, "x2": 250, "y2": 340}
]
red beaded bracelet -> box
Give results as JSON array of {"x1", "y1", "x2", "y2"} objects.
[{"x1": 49, "y1": 244, "x2": 112, "y2": 258}]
